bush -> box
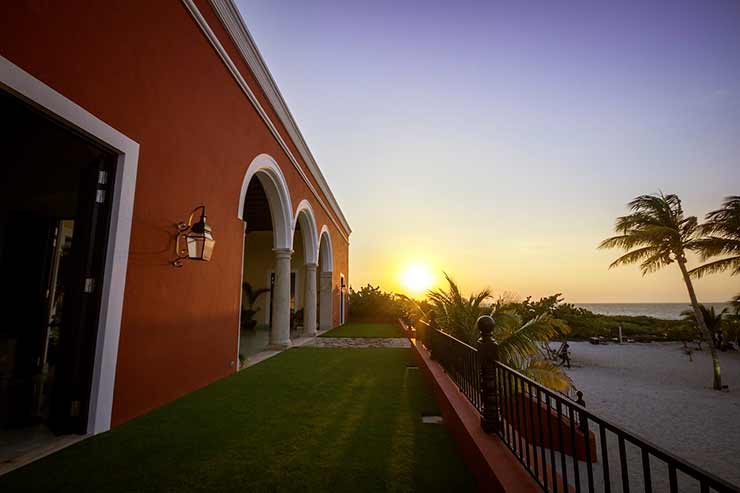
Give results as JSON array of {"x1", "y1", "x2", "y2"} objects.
[{"x1": 348, "y1": 284, "x2": 403, "y2": 322}]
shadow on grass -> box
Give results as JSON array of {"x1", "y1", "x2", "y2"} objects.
[{"x1": 0, "y1": 348, "x2": 474, "y2": 492}]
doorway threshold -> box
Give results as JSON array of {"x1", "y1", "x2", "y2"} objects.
[{"x1": 0, "y1": 431, "x2": 90, "y2": 477}]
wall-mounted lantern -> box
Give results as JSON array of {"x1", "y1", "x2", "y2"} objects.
[{"x1": 172, "y1": 205, "x2": 215, "y2": 267}]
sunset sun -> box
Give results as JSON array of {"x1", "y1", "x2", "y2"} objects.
[{"x1": 401, "y1": 263, "x2": 434, "y2": 296}]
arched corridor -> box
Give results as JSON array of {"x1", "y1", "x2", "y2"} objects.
[{"x1": 239, "y1": 155, "x2": 341, "y2": 359}]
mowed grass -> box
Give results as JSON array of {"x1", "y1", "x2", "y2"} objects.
[
  {"x1": 0, "y1": 348, "x2": 475, "y2": 492},
  {"x1": 321, "y1": 322, "x2": 405, "y2": 338}
]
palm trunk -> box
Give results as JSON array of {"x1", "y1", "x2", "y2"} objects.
[{"x1": 677, "y1": 257, "x2": 722, "y2": 390}]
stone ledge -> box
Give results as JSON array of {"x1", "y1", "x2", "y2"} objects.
[{"x1": 410, "y1": 338, "x2": 542, "y2": 493}]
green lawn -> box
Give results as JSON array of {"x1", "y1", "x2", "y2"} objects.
[
  {"x1": 321, "y1": 322, "x2": 406, "y2": 338},
  {"x1": 0, "y1": 348, "x2": 474, "y2": 492}
]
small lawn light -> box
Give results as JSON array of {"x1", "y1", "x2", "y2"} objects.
[{"x1": 172, "y1": 205, "x2": 215, "y2": 267}]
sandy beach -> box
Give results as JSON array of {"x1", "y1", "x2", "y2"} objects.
[{"x1": 562, "y1": 341, "x2": 740, "y2": 490}]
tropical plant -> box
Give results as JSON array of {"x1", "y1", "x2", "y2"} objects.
[
  {"x1": 690, "y1": 196, "x2": 740, "y2": 279},
  {"x1": 395, "y1": 293, "x2": 430, "y2": 326},
  {"x1": 291, "y1": 308, "x2": 305, "y2": 331},
  {"x1": 680, "y1": 304, "x2": 727, "y2": 349},
  {"x1": 427, "y1": 272, "x2": 492, "y2": 344},
  {"x1": 599, "y1": 192, "x2": 722, "y2": 389},
  {"x1": 427, "y1": 273, "x2": 572, "y2": 392},
  {"x1": 489, "y1": 307, "x2": 572, "y2": 392},
  {"x1": 241, "y1": 282, "x2": 269, "y2": 330}
]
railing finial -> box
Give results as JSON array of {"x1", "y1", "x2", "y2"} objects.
[{"x1": 477, "y1": 315, "x2": 495, "y2": 343}]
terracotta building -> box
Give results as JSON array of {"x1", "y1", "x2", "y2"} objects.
[{"x1": 0, "y1": 0, "x2": 350, "y2": 453}]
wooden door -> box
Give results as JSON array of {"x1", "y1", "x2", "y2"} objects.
[{"x1": 49, "y1": 157, "x2": 114, "y2": 435}]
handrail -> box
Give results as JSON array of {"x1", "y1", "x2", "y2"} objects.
[{"x1": 419, "y1": 320, "x2": 740, "y2": 493}]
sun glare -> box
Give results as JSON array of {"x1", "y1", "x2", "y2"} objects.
[{"x1": 401, "y1": 263, "x2": 434, "y2": 296}]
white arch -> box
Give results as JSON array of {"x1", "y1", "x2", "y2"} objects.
[
  {"x1": 238, "y1": 153, "x2": 293, "y2": 250},
  {"x1": 292, "y1": 199, "x2": 319, "y2": 265},
  {"x1": 318, "y1": 225, "x2": 334, "y2": 273}
]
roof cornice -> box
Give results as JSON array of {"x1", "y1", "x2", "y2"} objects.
[{"x1": 208, "y1": 0, "x2": 351, "y2": 236}]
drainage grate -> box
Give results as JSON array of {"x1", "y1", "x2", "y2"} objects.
[{"x1": 421, "y1": 415, "x2": 444, "y2": 424}]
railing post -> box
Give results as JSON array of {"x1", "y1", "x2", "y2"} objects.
[
  {"x1": 478, "y1": 315, "x2": 500, "y2": 434},
  {"x1": 428, "y1": 311, "x2": 438, "y2": 360}
]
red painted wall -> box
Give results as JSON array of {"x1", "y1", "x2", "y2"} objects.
[{"x1": 1, "y1": 0, "x2": 349, "y2": 425}]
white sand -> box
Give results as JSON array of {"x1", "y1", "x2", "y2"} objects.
[{"x1": 563, "y1": 341, "x2": 740, "y2": 489}]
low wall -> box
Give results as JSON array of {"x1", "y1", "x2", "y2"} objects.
[{"x1": 409, "y1": 337, "x2": 541, "y2": 493}]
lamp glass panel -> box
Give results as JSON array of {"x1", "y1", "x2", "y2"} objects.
[
  {"x1": 201, "y1": 232, "x2": 215, "y2": 261},
  {"x1": 186, "y1": 234, "x2": 205, "y2": 259}
]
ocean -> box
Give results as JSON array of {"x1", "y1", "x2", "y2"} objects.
[{"x1": 575, "y1": 303, "x2": 734, "y2": 320}]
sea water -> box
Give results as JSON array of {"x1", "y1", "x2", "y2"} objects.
[{"x1": 575, "y1": 303, "x2": 733, "y2": 320}]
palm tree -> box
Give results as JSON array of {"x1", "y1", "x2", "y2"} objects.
[
  {"x1": 489, "y1": 307, "x2": 572, "y2": 392},
  {"x1": 689, "y1": 196, "x2": 740, "y2": 279},
  {"x1": 427, "y1": 273, "x2": 572, "y2": 392},
  {"x1": 599, "y1": 193, "x2": 722, "y2": 390},
  {"x1": 241, "y1": 282, "x2": 269, "y2": 330},
  {"x1": 732, "y1": 294, "x2": 740, "y2": 315},
  {"x1": 427, "y1": 272, "x2": 492, "y2": 344},
  {"x1": 680, "y1": 304, "x2": 727, "y2": 349}
]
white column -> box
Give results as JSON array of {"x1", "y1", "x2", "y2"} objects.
[
  {"x1": 270, "y1": 248, "x2": 292, "y2": 348},
  {"x1": 303, "y1": 263, "x2": 318, "y2": 337},
  {"x1": 319, "y1": 271, "x2": 333, "y2": 331}
]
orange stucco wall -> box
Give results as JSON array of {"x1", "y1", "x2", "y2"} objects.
[{"x1": 1, "y1": 1, "x2": 349, "y2": 425}]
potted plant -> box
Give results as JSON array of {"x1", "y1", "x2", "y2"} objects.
[
  {"x1": 241, "y1": 282, "x2": 269, "y2": 330},
  {"x1": 291, "y1": 308, "x2": 305, "y2": 332}
]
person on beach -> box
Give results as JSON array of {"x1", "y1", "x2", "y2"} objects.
[{"x1": 559, "y1": 341, "x2": 571, "y2": 368}]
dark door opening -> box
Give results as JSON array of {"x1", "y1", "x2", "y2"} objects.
[
  {"x1": 340, "y1": 275, "x2": 346, "y2": 325},
  {"x1": 0, "y1": 88, "x2": 116, "y2": 459}
]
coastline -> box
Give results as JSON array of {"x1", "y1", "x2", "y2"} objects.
[{"x1": 575, "y1": 302, "x2": 733, "y2": 320}]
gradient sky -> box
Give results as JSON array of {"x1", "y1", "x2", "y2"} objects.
[{"x1": 236, "y1": 0, "x2": 740, "y2": 302}]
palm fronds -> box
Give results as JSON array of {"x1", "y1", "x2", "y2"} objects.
[
  {"x1": 680, "y1": 304, "x2": 726, "y2": 334},
  {"x1": 428, "y1": 273, "x2": 571, "y2": 392},
  {"x1": 518, "y1": 358, "x2": 572, "y2": 394},
  {"x1": 689, "y1": 196, "x2": 740, "y2": 279},
  {"x1": 427, "y1": 272, "x2": 491, "y2": 344},
  {"x1": 599, "y1": 192, "x2": 699, "y2": 274},
  {"x1": 731, "y1": 294, "x2": 740, "y2": 315}
]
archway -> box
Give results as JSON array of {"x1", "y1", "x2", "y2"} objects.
[
  {"x1": 318, "y1": 226, "x2": 334, "y2": 331},
  {"x1": 291, "y1": 201, "x2": 319, "y2": 337},
  {"x1": 238, "y1": 154, "x2": 293, "y2": 358}
]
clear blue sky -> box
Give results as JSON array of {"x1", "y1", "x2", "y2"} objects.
[{"x1": 236, "y1": 0, "x2": 740, "y2": 302}]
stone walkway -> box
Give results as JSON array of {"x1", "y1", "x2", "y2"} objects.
[{"x1": 303, "y1": 337, "x2": 411, "y2": 348}]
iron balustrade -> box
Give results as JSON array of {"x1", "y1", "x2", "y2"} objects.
[
  {"x1": 431, "y1": 324, "x2": 482, "y2": 413},
  {"x1": 415, "y1": 317, "x2": 740, "y2": 493}
]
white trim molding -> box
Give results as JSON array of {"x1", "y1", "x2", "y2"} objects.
[
  {"x1": 0, "y1": 55, "x2": 139, "y2": 435},
  {"x1": 238, "y1": 153, "x2": 294, "y2": 250},
  {"x1": 293, "y1": 199, "x2": 319, "y2": 265},
  {"x1": 181, "y1": 0, "x2": 351, "y2": 241}
]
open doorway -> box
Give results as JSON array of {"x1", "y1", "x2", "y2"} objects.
[
  {"x1": 240, "y1": 177, "x2": 278, "y2": 359},
  {"x1": 0, "y1": 89, "x2": 116, "y2": 465}
]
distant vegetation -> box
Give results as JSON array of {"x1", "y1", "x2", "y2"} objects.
[{"x1": 349, "y1": 283, "x2": 739, "y2": 345}]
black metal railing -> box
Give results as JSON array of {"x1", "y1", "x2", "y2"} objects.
[
  {"x1": 416, "y1": 316, "x2": 740, "y2": 493},
  {"x1": 429, "y1": 324, "x2": 482, "y2": 412}
]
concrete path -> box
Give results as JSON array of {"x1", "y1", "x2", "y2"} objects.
[{"x1": 303, "y1": 337, "x2": 411, "y2": 348}]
